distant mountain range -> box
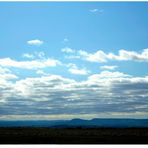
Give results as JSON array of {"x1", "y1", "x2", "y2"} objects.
[{"x1": 0, "y1": 118, "x2": 148, "y2": 128}]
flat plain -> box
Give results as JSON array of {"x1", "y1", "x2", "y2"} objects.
[{"x1": 0, "y1": 127, "x2": 148, "y2": 144}]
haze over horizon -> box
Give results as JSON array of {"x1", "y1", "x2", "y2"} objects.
[{"x1": 0, "y1": 2, "x2": 148, "y2": 120}]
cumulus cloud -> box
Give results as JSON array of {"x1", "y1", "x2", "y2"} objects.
[
  {"x1": 64, "y1": 48, "x2": 148, "y2": 63},
  {"x1": 27, "y1": 39, "x2": 43, "y2": 46},
  {"x1": 100, "y1": 65, "x2": 118, "y2": 70},
  {"x1": 68, "y1": 63, "x2": 90, "y2": 75}
]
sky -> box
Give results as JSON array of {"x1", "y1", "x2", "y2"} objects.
[{"x1": 0, "y1": 2, "x2": 148, "y2": 120}]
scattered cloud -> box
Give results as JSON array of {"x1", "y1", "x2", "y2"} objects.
[
  {"x1": 27, "y1": 39, "x2": 43, "y2": 46},
  {"x1": 0, "y1": 47, "x2": 148, "y2": 119},
  {"x1": 63, "y1": 48, "x2": 148, "y2": 63},
  {"x1": 100, "y1": 65, "x2": 118, "y2": 70}
]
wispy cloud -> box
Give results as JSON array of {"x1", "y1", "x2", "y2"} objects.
[
  {"x1": 89, "y1": 9, "x2": 98, "y2": 13},
  {"x1": 27, "y1": 39, "x2": 43, "y2": 46},
  {"x1": 68, "y1": 63, "x2": 90, "y2": 75},
  {"x1": 22, "y1": 53, "x2": 35, "y2": 59},
  {"x1": 61, "y1": 47, "x2": 75, "y2": 53},
  {"x1": 89, "y1": 9, "x2": 104, "y2": 14},
  {"x1": 100, "y1": 65, "x2": 118, "y2": 70},
  {"x1": 62, "y1": 38, "x2": 69, "y2": 45},
  {"x1": 36, "y1": 70, "x2": 48, "y2": 76},
  {"x1": 63, "y1": 38, "x2": 69, "y2": 42},
  {"x1": 23, "y1": 51, "x2": 45, "y2": 60}
]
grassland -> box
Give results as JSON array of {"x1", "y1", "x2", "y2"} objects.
[{"x1": 0, "y1": 127, "x2": 148, "y2": 144}]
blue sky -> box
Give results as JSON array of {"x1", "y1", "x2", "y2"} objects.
[{"x1": 0, "y1": 2, "x2": 148, "y2": 120}]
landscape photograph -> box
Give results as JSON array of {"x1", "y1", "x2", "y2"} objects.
[{"x1": 0, "y1": 1, "x2": 148, "y2": 144}]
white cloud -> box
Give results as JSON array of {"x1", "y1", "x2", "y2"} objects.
[
  {"x1": 69, "y1": 68, "x2": 89, "y2": 75},
  {"x1": 109, "y1": 49, "x2": 148, "y2": 61},
  {"x1": 64, "y1": 49, "x2": 108, "y2": 62},
  {"x1": 1, "y1": 48, "x2": 148, "y2": 118},
  {"x1": 23, "y1": 51, "x2": 45, "y2": 60},
  {"x1": 83, "y1": 50, "x2": 107, "y2": 62},
  {"x1": 61, "y1": 47, "x2": 75, "y2": 53},
  {"x1": 27, "y1": 39, "x2": 43, "y2": 46},
  {"x1": 68, "y1": 63, "x2": 90, "y2": 75},
  {"x1": 100, "y1": 65, "x2": 118, "y2": 70},
  {"x1": 64, "y1": 48, "x2": 148, "y2": 63},
  {"x1": 1, "y1": 70, "x2": 148, "y2": 118},
  {"x1": 0, "y1": 57, "x2": 61, "y2": 69}
]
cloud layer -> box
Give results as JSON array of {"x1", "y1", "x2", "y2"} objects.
[
  {"x1": 1, "y1": 68, "x2": 148, "y2": 119},
  {"x1": 0, "y1": 47, "x2": 148, "y2": 119}
]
